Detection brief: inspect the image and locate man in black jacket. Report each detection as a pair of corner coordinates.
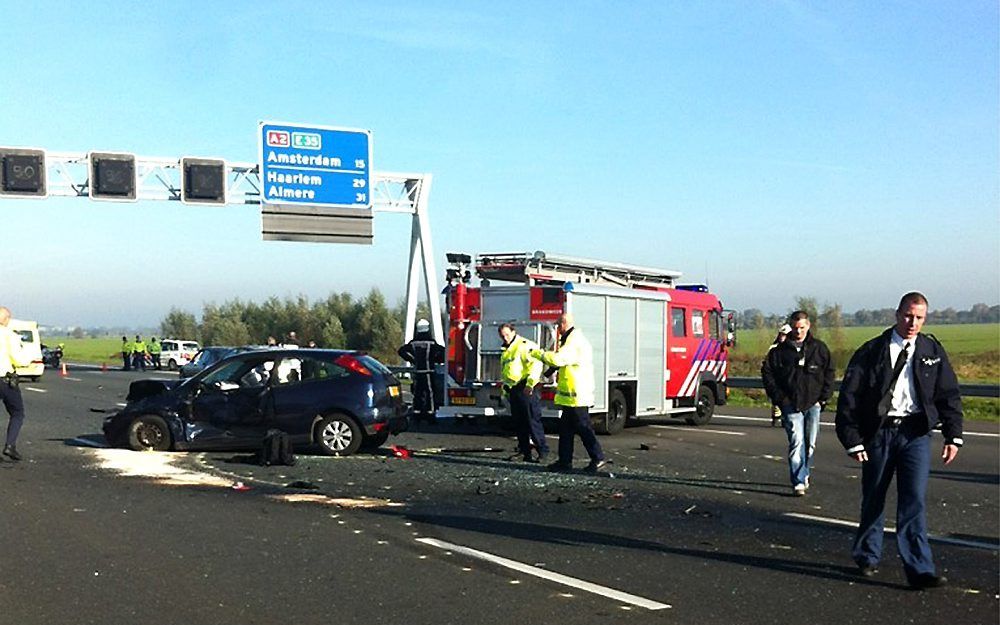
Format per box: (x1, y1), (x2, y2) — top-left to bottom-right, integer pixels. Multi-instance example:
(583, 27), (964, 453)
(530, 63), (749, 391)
(761, 310), (834, 495)
(835, 292), (962, 589)
(398, 319), (445, 424)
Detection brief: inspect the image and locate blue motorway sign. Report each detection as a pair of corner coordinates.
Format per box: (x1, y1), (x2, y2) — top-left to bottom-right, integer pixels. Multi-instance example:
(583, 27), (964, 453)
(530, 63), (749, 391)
(258, 121), (372, 209)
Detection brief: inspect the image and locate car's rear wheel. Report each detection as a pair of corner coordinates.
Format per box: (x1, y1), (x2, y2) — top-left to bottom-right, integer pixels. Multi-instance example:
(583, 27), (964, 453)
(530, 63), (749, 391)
(315, 413), (362, 456)
(361, 430), (390, 450)
(127, 415), (172, 451)
(167, 359), (178, 371)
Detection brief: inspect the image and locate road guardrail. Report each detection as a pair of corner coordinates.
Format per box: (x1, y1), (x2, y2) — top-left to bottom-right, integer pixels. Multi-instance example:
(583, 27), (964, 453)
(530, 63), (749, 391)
(727, 377), (998, 398)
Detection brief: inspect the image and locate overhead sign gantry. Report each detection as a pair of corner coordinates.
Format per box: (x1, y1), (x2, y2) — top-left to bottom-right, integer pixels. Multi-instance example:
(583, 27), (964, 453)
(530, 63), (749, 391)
(0, 121), (442, 343)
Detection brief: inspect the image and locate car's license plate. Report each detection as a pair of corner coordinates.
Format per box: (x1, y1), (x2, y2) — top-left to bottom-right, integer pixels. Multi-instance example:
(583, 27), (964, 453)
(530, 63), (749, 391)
(449, 396), (475, 405)
(388, 386), (400, 397)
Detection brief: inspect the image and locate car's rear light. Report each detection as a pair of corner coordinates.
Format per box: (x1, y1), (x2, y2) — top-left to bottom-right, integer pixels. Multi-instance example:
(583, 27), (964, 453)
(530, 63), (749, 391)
(335, 354), (372, 376)
(540, 390), (556, 401)
(388, 385), (400, 397)
(448, 388), (471, 398)
(31, 359), (43, 365)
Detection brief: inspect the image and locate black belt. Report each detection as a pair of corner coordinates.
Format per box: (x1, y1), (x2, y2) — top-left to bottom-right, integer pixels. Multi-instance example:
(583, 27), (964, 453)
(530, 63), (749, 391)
(882, 412), (924, 429)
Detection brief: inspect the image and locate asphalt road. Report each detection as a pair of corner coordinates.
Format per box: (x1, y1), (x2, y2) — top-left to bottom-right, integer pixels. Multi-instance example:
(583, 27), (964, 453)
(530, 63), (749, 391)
(1, 366), (997, 625)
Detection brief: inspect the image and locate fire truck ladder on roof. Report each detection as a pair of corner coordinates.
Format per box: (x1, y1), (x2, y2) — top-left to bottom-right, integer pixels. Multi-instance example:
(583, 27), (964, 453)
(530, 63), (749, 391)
(475, 251), (682, 288)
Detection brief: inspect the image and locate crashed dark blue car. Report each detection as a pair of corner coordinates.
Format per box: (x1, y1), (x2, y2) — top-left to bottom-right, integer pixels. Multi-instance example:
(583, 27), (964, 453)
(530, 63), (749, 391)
(103, 349), (407, 456)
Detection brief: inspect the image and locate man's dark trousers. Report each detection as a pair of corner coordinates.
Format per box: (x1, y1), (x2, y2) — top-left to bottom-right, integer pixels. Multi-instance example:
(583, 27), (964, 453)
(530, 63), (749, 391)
(0, 380), (25, 447)
(509, 382), (548, 457)
(557, 406), (603, 464)
(122, 352), (130, 371)
(854, 422), (935, 579)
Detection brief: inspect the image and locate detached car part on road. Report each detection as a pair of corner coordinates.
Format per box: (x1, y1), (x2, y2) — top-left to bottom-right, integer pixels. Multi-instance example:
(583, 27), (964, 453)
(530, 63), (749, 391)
(103, 349), (407, 456)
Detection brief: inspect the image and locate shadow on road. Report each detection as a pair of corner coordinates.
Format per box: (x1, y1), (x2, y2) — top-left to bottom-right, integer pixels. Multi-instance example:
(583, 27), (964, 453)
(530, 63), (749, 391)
(376, 508), (903, 589)
(929, 469), (999, 485)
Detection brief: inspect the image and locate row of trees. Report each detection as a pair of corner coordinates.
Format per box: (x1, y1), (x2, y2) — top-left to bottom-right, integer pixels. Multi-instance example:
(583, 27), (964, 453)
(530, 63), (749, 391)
(739, 302), (999, 331)
(159, 290), (430, 365)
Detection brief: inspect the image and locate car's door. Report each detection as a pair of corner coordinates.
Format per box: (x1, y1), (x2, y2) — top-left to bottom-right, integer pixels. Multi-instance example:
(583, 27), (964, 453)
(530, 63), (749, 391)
(188, 355), (276, 447)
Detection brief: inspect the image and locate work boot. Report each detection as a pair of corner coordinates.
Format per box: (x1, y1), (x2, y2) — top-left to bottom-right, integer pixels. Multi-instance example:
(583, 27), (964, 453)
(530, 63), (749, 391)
(3, 445), (22, 462)
(545, 461), (572, 473)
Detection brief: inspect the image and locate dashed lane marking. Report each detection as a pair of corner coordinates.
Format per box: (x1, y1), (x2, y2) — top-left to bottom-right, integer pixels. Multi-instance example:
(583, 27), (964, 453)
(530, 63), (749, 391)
(783, 512), (1000, 551)
(63, 376), (82, 381)
(649, 425), (745, 436)
(22, 387), (47, 393)
(415, 537), (671, 610)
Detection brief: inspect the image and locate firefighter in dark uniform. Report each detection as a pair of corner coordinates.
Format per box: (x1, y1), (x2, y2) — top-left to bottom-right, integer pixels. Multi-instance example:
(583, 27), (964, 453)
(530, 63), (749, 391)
(835, 291), (963, 590)
(398, 319), (445, 423)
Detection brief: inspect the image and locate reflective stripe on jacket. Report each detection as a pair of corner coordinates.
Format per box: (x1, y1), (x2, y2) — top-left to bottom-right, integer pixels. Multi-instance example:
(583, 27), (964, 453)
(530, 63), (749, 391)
(533, 327), (594, 407)
(500, 335), (542, 391)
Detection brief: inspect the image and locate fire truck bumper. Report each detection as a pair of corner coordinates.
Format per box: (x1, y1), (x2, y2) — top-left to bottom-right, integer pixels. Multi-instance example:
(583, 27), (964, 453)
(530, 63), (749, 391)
(436, 406), (500, 418)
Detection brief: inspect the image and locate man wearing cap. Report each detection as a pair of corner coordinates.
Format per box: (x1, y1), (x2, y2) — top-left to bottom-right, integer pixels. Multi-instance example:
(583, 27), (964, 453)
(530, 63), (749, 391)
(398, 319), (445, 424)
(835, 292), (963, 589)
(761, 310), (834, 495)
(766, 324), (792, 427)
(0, 306), (32, 461)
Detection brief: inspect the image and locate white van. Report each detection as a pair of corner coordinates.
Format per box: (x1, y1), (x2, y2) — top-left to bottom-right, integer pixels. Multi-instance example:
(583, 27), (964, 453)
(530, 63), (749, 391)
(159, 339), (200, 370)
(9, 319), (44, 381)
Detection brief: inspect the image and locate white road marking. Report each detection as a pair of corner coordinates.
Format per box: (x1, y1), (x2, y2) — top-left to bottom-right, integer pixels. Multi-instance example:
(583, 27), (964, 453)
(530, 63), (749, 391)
(116, 402), (127, 407)
(63, 376), (82, 381)
(714, 414), (999, 438)
(784, 512), (1000, 551)
(415, 537), (671, 610)
(649, 425), (745, 436)
(22, 387), (47, 393)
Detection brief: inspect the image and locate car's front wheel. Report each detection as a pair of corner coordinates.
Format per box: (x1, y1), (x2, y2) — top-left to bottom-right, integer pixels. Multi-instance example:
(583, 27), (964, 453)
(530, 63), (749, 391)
(127, 415), (172, 451)
(315, 413), (362, 456)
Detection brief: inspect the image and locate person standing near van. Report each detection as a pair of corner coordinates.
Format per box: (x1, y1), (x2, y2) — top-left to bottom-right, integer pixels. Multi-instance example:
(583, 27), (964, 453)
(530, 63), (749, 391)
(148, 337), (162, 370)
(121, 336), (132, 371)
(761, 310), (834, 495)
(0, 306), (31, 461)
(133, 335), (146, 371)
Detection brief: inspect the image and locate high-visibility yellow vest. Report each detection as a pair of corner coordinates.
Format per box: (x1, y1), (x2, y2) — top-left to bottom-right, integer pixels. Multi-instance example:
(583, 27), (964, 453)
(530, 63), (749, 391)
(123, 340), (133, 354)
(533, 328), (594, 407)
(500, 335), (543, 391)
(133, 340), (146, 354)
(148, 340), (161, 354)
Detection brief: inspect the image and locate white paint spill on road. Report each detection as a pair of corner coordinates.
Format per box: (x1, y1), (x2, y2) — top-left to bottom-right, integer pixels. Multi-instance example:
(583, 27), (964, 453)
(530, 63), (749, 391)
(271, 493), (402, 508)
(415, 537), (671, 610)
(784, 512), (1000, 551)
(90, 448), (232, 488)
(649, 425), (745, 436)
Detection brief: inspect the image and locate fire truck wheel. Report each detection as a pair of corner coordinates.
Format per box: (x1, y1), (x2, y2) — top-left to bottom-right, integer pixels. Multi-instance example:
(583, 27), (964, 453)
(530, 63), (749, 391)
(596, 388), (628, 435)
(686, 384), (715, 426)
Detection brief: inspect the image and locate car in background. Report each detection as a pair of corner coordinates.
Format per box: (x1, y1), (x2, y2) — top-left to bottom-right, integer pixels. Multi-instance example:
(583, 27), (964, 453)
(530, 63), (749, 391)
(10, 319), (44, 381)
(179, 346), (246, 379)
(159, 339), (200, 370)
(103, 349), (406, 456)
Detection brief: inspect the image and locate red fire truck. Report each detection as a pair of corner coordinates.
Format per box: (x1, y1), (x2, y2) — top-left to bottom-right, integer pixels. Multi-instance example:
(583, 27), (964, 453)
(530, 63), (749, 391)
(437, 251), (735, 433)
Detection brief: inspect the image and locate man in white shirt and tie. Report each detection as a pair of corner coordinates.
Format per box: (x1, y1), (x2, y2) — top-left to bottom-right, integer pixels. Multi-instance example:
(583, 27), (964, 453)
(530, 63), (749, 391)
(836, 292), (963, 590)
(0, 306), (32, 461)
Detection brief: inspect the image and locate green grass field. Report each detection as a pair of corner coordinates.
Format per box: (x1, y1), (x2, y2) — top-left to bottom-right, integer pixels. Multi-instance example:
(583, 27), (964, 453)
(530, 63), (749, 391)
(44, 336), (136, 366)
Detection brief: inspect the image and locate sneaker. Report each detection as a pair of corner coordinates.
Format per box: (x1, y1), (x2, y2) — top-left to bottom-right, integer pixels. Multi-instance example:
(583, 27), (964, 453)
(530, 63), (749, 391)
(584, 459), (610, 474)
(3, 445), (22, 462)
(522, 454), (539, 463)
(545, 461), (572, 473)
(792, 484), (806, 496)
(857, 564), (879, 578)
(804, 476), (810, 490)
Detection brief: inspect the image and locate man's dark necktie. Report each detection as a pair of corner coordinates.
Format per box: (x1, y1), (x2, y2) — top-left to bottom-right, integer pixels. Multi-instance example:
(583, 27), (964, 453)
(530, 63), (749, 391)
(879, 342), (910, 416)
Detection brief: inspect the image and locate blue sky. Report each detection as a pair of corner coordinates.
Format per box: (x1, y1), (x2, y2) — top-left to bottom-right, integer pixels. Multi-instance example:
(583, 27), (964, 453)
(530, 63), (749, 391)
(1, 1), (997, 327)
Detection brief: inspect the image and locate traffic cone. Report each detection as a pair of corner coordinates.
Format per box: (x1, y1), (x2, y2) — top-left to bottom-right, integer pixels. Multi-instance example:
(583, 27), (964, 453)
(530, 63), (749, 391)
(60, 362), (68, 377)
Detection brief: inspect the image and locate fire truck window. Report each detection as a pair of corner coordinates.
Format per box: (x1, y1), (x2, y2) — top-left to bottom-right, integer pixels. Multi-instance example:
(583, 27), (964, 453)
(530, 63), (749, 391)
(692, 311), (704, 337)
(709, 310), (721, 340)
(671, 308), (687, 337)
(541, 289), (561, 304)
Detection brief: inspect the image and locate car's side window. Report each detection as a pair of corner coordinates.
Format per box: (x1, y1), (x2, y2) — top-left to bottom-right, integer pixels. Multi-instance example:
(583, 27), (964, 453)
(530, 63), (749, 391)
(240, 360), (277, 388)
(299, 357), (348, 382)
